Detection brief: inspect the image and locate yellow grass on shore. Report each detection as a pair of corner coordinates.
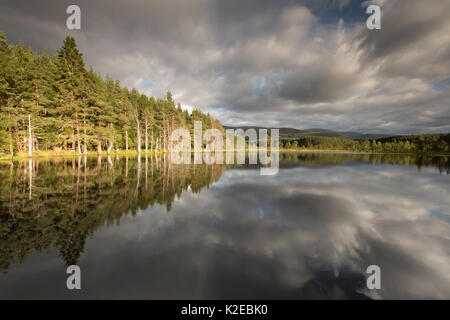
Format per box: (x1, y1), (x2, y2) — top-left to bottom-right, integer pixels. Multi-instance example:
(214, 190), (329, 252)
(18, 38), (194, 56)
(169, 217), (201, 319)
(1, 148), (448, 161)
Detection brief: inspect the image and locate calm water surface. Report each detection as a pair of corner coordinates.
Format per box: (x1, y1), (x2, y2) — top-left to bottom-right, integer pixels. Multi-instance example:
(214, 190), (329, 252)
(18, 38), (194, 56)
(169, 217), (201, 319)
(0, 153), (449, 299)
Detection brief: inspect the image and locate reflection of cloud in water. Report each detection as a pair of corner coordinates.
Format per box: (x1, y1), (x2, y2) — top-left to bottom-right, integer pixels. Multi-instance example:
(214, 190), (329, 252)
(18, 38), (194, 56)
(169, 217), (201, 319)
(1, 162), (449, 299)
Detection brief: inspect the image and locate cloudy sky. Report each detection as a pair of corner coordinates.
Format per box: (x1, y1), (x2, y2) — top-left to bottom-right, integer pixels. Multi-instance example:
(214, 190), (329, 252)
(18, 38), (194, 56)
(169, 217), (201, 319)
(1, 0), (449, 134)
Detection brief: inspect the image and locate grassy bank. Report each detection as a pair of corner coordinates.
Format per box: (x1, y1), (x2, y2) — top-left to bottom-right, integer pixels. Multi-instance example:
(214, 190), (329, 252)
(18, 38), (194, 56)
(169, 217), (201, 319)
(1, 149), (449, 161)
(0, 150), (163, 160)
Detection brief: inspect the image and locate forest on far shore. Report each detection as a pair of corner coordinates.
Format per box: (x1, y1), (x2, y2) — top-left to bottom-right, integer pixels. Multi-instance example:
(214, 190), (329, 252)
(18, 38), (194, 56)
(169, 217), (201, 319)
(0, 32), (222, 157)
(280, 134), (450, 153)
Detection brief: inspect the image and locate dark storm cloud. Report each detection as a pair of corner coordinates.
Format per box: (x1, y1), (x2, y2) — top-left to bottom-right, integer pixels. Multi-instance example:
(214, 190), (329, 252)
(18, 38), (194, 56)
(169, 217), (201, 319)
(357, 0), (450, 79)
(276, 66), (361, 103)
(0, 0), (449, 133)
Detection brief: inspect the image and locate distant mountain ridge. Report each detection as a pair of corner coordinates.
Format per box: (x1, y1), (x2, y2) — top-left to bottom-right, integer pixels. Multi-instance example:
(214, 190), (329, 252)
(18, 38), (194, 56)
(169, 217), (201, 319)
(223, 126), (390, 140)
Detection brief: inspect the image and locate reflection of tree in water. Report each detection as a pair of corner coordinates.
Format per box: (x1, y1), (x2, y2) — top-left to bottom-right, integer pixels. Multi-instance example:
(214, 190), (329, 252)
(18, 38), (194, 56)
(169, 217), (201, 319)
(278, 152), (450, 174)
(0, 153), (448, 274)
(0, 156), (226, 273)
(57, 229), (86, 267)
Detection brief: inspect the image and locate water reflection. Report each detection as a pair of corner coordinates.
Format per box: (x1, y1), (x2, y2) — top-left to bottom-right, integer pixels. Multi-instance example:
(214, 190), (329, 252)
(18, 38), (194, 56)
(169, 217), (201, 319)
(0, 155), (225, 272)
(0, 153), (449, 299)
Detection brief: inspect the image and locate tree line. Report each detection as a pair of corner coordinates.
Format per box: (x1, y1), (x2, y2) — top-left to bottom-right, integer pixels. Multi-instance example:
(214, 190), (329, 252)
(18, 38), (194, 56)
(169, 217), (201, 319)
(280, 134), (450, 153)
(0, 32), (222, 157)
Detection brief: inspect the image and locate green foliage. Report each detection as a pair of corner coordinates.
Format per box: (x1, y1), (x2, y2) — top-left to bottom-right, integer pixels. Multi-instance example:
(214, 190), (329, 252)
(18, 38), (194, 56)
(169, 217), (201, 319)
(280, 134), (450, 153)
(0, 32), (221, 154)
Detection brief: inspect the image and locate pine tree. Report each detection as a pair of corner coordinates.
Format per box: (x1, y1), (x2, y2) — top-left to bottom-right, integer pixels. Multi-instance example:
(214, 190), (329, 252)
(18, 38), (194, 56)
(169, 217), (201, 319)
(0, 31), (223, 155)
(0, 32), (14, 155)
(55, 36), (87, 153)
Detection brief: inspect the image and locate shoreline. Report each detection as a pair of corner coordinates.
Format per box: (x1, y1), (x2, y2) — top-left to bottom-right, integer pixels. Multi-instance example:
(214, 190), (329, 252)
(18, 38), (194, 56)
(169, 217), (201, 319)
(1, 149), (449, 161)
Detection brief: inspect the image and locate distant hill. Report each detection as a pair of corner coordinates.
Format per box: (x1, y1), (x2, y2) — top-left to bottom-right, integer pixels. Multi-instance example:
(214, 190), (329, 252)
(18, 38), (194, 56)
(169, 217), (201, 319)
(223, 126), (390, 140)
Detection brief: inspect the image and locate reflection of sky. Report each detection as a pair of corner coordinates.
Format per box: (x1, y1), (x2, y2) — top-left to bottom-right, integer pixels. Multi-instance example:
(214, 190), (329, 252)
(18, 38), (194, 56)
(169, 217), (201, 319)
(1, 163), (449, 299)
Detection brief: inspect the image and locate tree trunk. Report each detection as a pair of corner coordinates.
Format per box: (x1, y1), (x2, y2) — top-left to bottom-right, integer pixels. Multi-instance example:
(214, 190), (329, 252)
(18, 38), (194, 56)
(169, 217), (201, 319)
(28, 114), (32, 157)
(169, 117), (173, 151)
(7, 111), (13, 157)
(145, 117), (148, 154)
(83, 112), (87, 154)
(151, 129), (153, 153)
(72, 130), (76, 152)
(163, 125), (166, 152)
(125, 130), (128, 151)
(107, 142), (113, 154)
(9, 130), (13, 157)
(75, 112), (81, 154)
(97, 142), (102, 155)
(21, 99), (26, 152)
(135, 110), (141, 154)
